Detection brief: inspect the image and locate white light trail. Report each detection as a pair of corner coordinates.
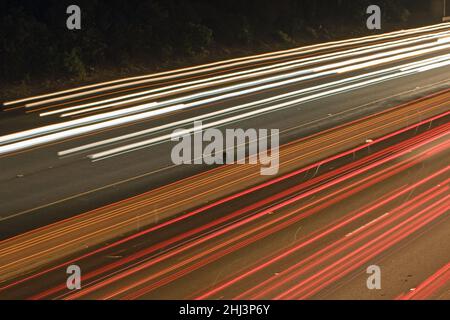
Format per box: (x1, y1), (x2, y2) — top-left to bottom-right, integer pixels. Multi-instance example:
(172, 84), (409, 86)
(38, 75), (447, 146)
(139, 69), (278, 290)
(58, 42), (450, 119)
(62, 53), (450, 158)
(87, 69), (421, 161)
(3, 23), (449, 107)
(438, 36), (450, 43)
(85, 55), (450, 160)
(40, 30), (450, 118)
(0, 104), (187, 155)
(0, 31), (449, 156)
(0, 102), (157, 145)
(2, 40), (450, 151)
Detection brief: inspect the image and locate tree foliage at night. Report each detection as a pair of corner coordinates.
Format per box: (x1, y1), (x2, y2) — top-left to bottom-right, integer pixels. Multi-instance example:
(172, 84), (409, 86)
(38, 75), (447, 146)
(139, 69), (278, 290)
(0, 0), (435, 83)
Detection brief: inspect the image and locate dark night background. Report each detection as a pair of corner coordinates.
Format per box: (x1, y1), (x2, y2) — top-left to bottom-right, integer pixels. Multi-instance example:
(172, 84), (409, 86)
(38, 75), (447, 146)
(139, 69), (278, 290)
(0, 0), (442, 99)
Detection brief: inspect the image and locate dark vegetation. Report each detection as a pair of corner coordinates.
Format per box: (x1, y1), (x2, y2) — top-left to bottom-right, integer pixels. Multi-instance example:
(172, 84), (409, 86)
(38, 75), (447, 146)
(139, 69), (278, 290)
(0, 0), (437, 98)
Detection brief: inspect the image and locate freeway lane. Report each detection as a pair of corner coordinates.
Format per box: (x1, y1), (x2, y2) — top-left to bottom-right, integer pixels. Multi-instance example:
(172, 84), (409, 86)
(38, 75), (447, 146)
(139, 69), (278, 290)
(0, 103), (448, 299)
(0, 24), (450, 238)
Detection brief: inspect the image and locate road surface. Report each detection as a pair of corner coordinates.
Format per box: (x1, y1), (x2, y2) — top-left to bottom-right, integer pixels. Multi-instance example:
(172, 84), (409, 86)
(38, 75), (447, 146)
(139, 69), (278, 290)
(0, 23), (449, 300)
